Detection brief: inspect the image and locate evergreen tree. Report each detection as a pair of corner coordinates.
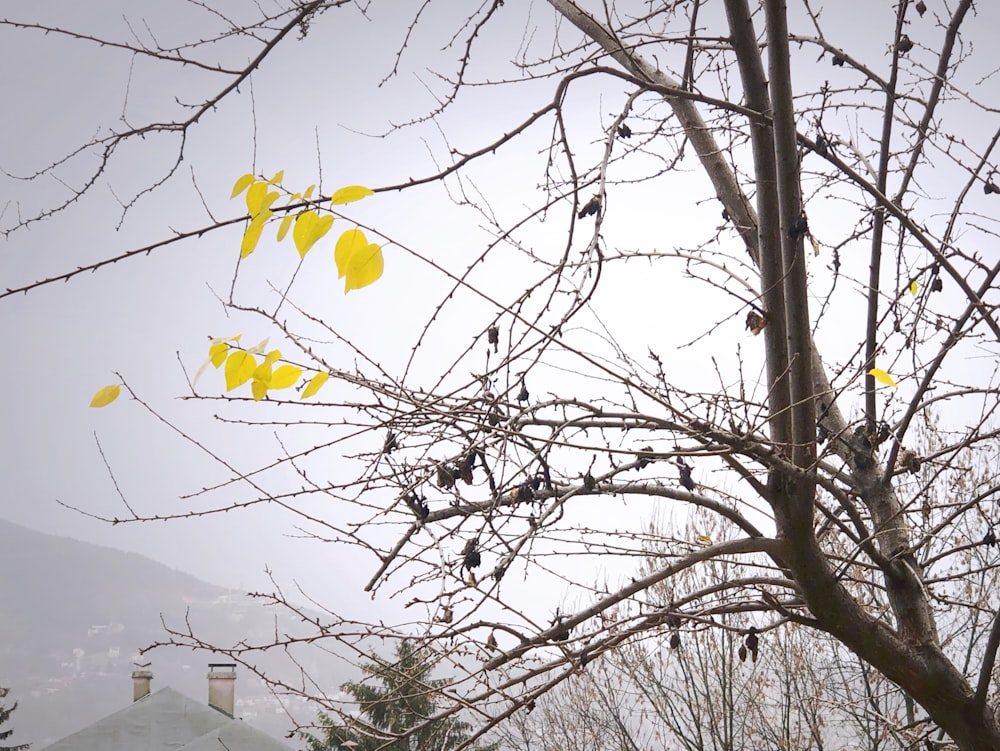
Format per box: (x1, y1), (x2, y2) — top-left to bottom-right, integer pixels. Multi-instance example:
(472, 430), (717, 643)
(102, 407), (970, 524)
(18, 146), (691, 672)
(304, 641), (494, 751)
(0, 687), (29, 751)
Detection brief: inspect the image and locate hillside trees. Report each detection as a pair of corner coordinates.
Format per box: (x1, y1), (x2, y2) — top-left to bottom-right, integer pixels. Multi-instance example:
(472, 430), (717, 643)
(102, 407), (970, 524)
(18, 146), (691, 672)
(0, 687), (29, 751)
(5, 0), (1000, 748)
(304, 640), (493, 751)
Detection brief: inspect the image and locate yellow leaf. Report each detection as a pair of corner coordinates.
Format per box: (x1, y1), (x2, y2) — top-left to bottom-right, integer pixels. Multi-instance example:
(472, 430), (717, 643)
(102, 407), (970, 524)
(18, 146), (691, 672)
(246, 182), (278, 217)
(293, 211), (335, 258)
(264, 349), (282, 366)
(195, 336), (240, 385)
(231, 173), (255, 199)
(331, 185), (374, 205)
(253, 361), (272, 386)
(225, 351), (256, 391)
(344, 242), (384, 293)
(335, 229), (367, 279)
(276, 214), (294, 242)
(696, 534), (713, 546)
(268, 170), (284, 185)
(335, 229), (384, 291)
(302, 371), (329, 399)
(868, 367), (898, 388)
(270, 365), (302, 389)
(251, 379), (268, 401)
(90, 384), (121, 408)
(241, 213), (270, 258)
(245, 181), (266, 215)
(303, 184), (316, 200)
(209, 341), (229, 368)
(909, 280), (918, 296)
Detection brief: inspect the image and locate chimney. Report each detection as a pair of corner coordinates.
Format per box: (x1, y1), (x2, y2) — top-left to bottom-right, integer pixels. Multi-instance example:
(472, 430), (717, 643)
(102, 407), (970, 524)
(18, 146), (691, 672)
(207, 663), (236, 717)
(131, 668), (153, 702)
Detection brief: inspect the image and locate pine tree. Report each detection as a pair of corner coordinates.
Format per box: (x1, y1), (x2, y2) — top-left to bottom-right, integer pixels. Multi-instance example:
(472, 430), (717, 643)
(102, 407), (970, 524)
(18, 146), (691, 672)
(304, 641), (495, 751)
(0, 687), (29, 751)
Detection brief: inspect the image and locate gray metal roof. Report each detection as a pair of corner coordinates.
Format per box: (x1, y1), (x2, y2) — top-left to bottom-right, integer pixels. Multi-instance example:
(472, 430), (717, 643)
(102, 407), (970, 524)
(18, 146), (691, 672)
(40, 686), (295, 751)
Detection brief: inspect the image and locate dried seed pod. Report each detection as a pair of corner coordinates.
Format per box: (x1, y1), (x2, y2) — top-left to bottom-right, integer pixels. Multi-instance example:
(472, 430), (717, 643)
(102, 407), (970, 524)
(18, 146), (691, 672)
(382, 431), (398, 454)
(746, 310), (768, 335)
(788, 214), (809, 240)
(744, 626), (759, 662)
(462, 538), (482, 571)
(437, 464), (456, 489)
(677, 459), (695, 491)
(577, 196), (601, 219)
(459, 452), (476, 485)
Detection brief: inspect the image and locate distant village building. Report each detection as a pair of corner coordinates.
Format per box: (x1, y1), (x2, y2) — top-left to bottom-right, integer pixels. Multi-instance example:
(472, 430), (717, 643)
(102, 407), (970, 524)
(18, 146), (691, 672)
(41, 664), (294, 751)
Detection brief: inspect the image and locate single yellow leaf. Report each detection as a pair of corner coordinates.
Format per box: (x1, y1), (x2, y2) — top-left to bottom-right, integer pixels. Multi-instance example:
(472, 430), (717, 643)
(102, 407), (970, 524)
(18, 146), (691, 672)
(241, 213), (270, 258)
(909, 280), (918, 296)
(293, 211), (335, 258)
(245, 181), (266, 215)
(303, 184), (316, 200)
(90, 384), (121, 408)
(276, 214), (294, 242)
(264, 349), (282, 366)
(251, 379), (268, 401)
(343, 242), (384, 293)
(225, 351), (256, 391)
(331, 185), (374, 205)
(268, 170), (284, 185)
(231, 173), (255, 199)
(209, 341), (229, 368)
(302, 371), (329, 399)
(270, 365), (302, 389)
(696, 534), (713, 546)
(335, 229), (367, 279)
(868, 367), (898, 388)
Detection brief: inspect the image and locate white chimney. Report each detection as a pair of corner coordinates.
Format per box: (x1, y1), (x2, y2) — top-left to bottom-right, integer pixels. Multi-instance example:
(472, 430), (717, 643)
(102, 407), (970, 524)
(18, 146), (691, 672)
(207, 663), (236, 717)
(131, 669), (153, 702)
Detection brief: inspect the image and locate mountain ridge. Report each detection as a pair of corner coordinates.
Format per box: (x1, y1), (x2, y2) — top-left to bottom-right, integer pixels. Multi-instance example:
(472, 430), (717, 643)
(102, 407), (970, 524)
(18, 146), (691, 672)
(0, 517), (346, 748)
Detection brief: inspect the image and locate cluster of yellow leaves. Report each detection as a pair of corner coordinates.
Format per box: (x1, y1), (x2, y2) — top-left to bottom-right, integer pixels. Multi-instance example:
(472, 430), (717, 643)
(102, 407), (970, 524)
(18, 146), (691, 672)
(204, 336), (329, 401)
(230, 173), (383, 293)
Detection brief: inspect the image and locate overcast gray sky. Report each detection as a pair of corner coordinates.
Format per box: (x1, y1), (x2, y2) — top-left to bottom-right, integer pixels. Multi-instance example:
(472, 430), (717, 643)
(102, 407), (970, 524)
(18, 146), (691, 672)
(3, 0), (998, 637)
(0, 0), (625, 617)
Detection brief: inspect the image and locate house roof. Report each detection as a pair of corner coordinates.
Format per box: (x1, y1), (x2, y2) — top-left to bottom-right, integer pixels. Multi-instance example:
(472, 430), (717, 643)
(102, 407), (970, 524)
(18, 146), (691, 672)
(40, 686), (295, 751)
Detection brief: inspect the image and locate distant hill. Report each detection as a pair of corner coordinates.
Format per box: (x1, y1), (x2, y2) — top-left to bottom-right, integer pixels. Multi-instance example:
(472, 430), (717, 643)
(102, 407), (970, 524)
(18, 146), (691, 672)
(0, 518), (352, 748)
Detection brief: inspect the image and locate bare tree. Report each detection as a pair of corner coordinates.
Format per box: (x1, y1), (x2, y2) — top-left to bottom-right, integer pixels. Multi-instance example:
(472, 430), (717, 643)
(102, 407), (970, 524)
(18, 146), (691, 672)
(6, 1), (1000, 748)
